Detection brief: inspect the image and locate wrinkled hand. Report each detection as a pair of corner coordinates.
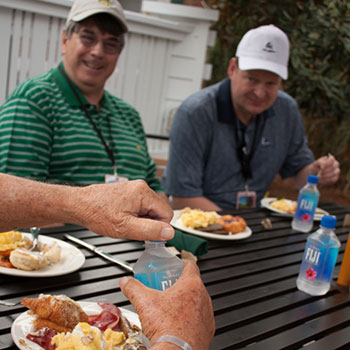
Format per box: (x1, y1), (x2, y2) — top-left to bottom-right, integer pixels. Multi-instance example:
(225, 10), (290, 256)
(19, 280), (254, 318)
(120, 261), (215, 350)
(76, 180), (174, 241)
(313, 155), (340, 185)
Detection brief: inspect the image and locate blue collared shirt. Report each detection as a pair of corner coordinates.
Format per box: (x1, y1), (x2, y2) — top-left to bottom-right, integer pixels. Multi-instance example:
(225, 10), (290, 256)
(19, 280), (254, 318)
(163, 78), (314, 210)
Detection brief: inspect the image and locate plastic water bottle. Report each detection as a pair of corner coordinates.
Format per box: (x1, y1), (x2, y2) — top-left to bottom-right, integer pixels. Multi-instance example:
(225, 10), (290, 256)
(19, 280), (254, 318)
(296, 216), (340, 296)
(133, 241), (183, 291)
(292, 174), (320, 232)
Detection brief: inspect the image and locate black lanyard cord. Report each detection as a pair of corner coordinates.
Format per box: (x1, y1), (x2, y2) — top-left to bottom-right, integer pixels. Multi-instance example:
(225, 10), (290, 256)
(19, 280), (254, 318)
(234, 114), (266, 180)
(58, 65), (116, 172)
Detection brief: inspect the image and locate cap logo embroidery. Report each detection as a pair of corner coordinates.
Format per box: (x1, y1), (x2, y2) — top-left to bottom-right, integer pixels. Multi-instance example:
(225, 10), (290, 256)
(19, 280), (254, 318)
(262, 42), (276, 53)
(98, 0), (113, 6)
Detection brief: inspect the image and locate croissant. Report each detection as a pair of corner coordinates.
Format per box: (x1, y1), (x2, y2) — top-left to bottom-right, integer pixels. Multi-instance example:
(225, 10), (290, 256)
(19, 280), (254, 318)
(22, 294), (88, 331)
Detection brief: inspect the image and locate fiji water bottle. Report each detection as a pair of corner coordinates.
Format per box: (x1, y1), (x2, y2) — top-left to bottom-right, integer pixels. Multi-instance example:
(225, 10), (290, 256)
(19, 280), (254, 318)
(133, 241), (183, 291)
(292, 174), (320, 232)
(296, 216), (340, 296)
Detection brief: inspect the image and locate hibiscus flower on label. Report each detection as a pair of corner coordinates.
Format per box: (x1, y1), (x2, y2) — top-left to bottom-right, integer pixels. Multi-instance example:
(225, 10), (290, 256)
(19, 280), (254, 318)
(306, 267), (317, 280)
(302, 213), (311, 222)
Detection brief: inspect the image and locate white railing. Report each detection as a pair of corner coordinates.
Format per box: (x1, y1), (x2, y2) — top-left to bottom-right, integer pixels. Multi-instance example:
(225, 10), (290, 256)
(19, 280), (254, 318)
(0, 0), (219, 157)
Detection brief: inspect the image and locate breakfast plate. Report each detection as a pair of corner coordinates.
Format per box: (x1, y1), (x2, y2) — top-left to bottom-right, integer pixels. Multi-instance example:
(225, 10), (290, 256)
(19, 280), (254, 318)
(0, 233), (85, 277)
(260, 197), (329, 221)
(11, 302), (141, 350)
(171, 210), (252, 240)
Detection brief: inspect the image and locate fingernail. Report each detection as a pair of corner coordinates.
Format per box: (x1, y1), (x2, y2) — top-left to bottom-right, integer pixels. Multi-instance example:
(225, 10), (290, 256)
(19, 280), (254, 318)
(160, 226), (174, 240)
(119, 276), (131, 289)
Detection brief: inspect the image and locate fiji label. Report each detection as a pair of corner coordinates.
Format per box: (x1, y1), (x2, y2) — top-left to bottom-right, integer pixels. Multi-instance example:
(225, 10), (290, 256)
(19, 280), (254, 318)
(294, 194), (318, 223)
(134, 270), (180, 291)
(299, 243), (339, 282)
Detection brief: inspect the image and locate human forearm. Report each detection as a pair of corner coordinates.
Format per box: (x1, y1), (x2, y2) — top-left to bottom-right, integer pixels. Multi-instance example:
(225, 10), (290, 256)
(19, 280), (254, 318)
(0, 174), (77, 231)
(292, 164), (314, 189)
(172, 196), (222, 211)
(0, 174), (175, 241)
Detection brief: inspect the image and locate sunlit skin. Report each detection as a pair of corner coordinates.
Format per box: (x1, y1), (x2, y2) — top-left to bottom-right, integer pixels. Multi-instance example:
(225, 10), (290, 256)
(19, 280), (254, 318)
(227, 57), (282, 125)
(61, 19), (123, 107)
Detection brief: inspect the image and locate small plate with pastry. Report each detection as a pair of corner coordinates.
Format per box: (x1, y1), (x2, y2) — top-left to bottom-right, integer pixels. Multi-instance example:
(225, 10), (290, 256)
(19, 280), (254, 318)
(0, 231), (85, 277)
(170, 208), (252, 240)
(260, 197), (329, 221)
(11, 294), (144, 350)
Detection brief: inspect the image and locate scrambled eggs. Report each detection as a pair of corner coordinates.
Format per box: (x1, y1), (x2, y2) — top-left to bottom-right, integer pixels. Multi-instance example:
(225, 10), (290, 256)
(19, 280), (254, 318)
(180, 208), (219, 229)
(270, 199), (296, 214)
(52, 322), (125, 350)
(0, 231), (28, 252)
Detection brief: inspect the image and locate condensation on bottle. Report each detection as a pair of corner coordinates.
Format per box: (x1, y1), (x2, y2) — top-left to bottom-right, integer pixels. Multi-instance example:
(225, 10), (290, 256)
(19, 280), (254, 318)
(292, 174), (320, 233)
(296, 215), (340, 296)
(133, 241), (183, 291)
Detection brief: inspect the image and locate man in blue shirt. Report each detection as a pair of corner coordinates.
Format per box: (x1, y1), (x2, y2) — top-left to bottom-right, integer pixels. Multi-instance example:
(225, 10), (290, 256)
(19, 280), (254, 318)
(163, 25), (340, 211)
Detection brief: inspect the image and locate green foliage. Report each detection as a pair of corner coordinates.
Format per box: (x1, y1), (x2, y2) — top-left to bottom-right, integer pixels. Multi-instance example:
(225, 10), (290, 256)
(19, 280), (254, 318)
(206, 0), (350, 192)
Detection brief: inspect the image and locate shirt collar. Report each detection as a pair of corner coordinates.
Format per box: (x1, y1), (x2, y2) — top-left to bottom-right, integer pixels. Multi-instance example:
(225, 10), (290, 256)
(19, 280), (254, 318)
(216, 77), (275, 123)
(52, 62), (112, 110)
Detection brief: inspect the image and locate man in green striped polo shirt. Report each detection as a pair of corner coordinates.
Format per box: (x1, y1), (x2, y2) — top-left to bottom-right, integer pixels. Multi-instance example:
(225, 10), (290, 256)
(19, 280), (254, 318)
(0, 0), (163, 195)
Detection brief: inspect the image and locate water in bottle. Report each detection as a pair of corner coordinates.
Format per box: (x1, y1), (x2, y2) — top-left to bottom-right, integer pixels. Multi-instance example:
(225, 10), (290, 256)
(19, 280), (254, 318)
(292, 174), (320, 232)
(133, 241), (183, 291)
(296, 215), (340, 296)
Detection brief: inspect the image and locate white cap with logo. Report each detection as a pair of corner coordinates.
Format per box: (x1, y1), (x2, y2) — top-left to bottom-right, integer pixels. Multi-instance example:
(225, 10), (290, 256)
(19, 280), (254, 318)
(67, 0), (128, 33)
(236, 24), (290, 79)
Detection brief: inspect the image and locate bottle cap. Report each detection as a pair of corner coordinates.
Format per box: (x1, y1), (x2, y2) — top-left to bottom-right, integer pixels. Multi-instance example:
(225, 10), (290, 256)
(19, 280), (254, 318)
(307, 174), (319, 184)
(320, 215), (337, 229)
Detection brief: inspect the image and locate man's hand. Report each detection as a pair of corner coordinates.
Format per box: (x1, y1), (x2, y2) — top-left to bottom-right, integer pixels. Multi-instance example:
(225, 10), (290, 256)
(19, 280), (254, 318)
(120, 261), (215, 350)
(313, 154), (340, 185)
(75, 180), (174, 241)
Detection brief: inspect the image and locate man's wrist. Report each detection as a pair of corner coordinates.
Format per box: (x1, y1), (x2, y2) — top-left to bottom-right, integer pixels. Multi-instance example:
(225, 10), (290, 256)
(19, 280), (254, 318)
(150, 343), (181, 350)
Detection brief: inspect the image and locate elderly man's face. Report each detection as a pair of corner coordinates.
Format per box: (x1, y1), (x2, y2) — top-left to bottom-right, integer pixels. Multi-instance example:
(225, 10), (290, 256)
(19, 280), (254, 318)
(227, 58), (282, 123)
(61, 20), (123, 96)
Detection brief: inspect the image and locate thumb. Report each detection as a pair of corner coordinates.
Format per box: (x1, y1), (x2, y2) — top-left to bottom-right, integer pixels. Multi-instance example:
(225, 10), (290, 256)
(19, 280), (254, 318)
(119, 276), (154, 306)
(125, 217), (174, 241)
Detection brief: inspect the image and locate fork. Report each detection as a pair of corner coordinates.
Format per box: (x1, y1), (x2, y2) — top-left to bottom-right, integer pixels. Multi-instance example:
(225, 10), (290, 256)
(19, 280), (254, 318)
(30, 227), (41, 252)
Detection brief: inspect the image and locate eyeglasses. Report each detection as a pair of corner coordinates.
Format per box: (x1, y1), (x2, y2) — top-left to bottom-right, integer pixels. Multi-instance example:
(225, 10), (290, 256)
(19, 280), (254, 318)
(77, 30), (124, 55)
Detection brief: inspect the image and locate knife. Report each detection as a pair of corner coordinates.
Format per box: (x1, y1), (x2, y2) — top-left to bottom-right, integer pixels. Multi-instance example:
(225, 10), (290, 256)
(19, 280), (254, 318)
(64, 234), (133, 272)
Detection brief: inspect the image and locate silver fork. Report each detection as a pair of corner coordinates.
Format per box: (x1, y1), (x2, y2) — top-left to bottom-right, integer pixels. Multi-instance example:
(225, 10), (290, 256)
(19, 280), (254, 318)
(30, 227), (41, 251)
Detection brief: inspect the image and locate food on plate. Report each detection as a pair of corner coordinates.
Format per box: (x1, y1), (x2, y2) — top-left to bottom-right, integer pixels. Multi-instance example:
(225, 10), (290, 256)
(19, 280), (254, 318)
(217, 215), (247, 234)
(0, 231), (31, 253)
(22, 294), (146, 350)
(22, 294), (89, 333)
(178, 207), (247, 235)
(52, 322), (125, 350)
(179, 207), (219, 229)
(39, 242), (62, 264)
(0, 231), (61, 270)
(9, 249), (48, 271)
(270, 198), (296, 214)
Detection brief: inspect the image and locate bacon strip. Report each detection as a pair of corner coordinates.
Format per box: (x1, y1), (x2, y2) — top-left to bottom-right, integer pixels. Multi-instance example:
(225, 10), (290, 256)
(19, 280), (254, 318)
(88, 302), (122, 331)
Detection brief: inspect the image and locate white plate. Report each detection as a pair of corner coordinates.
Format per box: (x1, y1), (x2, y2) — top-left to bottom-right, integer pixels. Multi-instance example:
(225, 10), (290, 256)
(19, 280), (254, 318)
(170, 210), (252, 241)
(260, 197), (329, 221)
(0, 233), (85, 277)
(11, 301), (141, 350)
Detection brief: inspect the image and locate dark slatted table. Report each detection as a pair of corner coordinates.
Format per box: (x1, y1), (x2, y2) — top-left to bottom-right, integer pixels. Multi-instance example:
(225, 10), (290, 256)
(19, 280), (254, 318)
(1, 201), (349, 350)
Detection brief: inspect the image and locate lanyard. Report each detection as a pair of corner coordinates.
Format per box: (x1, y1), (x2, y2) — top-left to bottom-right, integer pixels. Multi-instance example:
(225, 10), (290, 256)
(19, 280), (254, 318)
(58, 66), (117, 176)
(234, 114), (266, 181)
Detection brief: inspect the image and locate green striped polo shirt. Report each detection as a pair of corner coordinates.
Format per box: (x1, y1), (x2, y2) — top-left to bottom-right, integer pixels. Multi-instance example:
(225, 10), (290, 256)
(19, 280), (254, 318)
(0, 63), (162, 191)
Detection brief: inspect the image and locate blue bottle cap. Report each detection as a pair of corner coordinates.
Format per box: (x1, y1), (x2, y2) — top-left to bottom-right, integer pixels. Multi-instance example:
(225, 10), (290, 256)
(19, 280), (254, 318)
(307, 175), (319, 184)
(320, 215), (337, 229)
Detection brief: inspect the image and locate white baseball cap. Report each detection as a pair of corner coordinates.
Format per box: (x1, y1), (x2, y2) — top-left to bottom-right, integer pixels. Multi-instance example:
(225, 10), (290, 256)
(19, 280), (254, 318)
(235, 24), (290, 79)
(67, 0), (128, 33)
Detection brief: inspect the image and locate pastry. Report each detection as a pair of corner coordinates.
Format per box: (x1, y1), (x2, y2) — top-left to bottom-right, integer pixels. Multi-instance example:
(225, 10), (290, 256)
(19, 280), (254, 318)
(217, 215), (247, 234)
(9, 249), (48, 271)
(22, 294), (89, 332)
